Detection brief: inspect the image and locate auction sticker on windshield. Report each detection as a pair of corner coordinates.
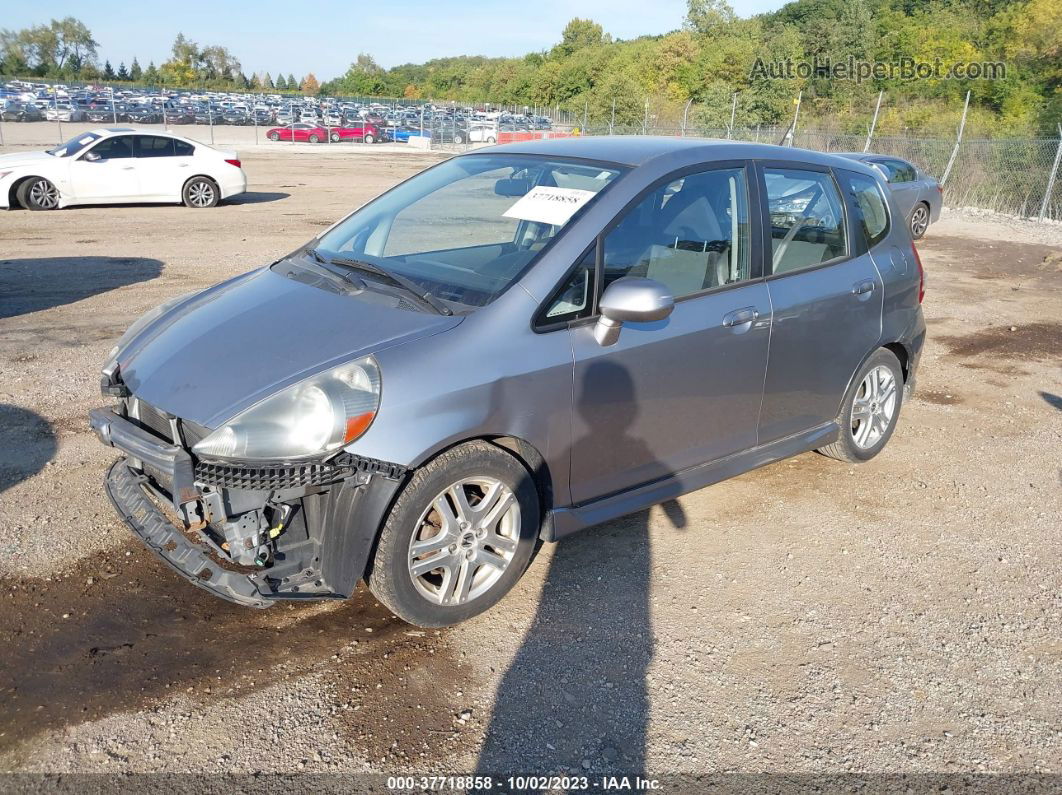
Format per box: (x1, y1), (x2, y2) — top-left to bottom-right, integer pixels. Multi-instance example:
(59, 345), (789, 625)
(502, 186), (596, 226)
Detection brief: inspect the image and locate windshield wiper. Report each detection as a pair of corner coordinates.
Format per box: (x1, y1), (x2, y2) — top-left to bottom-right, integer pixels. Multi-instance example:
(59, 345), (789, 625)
(313, 250), (452, 316)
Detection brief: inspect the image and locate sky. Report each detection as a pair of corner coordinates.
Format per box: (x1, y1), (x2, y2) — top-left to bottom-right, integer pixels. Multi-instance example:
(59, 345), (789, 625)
(5, 0), (787, 82)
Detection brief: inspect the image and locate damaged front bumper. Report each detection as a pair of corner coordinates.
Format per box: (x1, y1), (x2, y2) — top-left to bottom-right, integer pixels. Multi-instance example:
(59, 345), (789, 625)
(90, 407), (405, 608)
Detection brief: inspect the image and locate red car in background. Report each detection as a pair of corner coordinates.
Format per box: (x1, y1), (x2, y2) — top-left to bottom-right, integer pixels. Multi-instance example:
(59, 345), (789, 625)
(327, 122), (383, 143)
(266, 123), (328, 143)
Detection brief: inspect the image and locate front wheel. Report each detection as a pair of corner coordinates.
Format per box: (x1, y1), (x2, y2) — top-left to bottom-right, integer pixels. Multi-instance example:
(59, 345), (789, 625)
(363, 133), (375, 144)
(487, 136), (497, 144)
(910, 203), (929, 240)
(18, 177), (60, 210)
(308, 134), (320, 143)
(368, 440), (539, 627)
(182, 176), (219, 208)
(268, 131), (280, 141)
(818, 348), (903, 463)
(330, 132), (340, 142)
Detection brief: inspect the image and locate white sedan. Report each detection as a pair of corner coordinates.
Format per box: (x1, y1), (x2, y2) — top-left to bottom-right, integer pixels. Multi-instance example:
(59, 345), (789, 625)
(0, 127), (247, 210)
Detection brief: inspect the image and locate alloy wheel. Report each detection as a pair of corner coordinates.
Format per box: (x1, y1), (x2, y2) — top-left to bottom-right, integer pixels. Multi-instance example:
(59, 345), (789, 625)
(851, 365), (897, 449)
(407, 477), (520, 606)
(187, 181), (215, 208)
(28, 179), (59, 209)
(911, 205), (929, 238)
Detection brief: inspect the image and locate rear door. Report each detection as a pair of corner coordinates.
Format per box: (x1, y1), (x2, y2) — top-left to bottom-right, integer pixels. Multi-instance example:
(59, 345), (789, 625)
(756, 162), (883, 443)
(133, 135), (191, 201)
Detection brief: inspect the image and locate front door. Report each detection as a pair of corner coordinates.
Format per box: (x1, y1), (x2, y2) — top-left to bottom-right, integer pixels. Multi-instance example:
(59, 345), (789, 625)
(564, 164), (772, 504)
(68, 134), (140, 202)
(757, 163), (883, 443)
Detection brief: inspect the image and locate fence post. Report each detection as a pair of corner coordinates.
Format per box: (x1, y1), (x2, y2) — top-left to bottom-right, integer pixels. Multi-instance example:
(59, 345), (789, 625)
(681, 98), (693, 137)
(789, 90), (802, 147)
(53, 93), (62, 144)
(583, 100), (588, 131)
(863, 90), (883, 153)
(610, 98), (616, 135)
(1038, 123), (1062, 222)
(941, 90), (970, 186)
(727, 93), (737, 139)
(642, 98), (648, 135)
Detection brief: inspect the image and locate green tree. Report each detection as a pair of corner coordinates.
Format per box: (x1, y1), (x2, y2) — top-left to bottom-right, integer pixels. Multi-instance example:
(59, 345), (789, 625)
(129, 56), (142, 81)
(103, 59), (115, 79)
(116, 61), (129, 80)
(275, 73), (287, 90)
(143, 60), (159, 84)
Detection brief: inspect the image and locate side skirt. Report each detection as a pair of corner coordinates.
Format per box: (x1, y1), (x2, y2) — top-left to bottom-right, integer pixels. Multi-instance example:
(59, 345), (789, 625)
(542, 421), (839, 541)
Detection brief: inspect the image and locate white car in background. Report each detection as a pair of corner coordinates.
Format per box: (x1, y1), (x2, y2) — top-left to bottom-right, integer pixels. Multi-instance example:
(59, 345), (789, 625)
(0, 128), (247, 210)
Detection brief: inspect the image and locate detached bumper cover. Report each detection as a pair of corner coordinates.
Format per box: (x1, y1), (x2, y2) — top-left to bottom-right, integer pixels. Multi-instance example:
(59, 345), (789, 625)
(104, 459), (272, 608)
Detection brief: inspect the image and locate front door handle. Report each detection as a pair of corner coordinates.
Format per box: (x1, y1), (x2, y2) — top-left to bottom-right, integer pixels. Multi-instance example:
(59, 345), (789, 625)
(722, 306), (759, 328)
(852, 279), (876, 295)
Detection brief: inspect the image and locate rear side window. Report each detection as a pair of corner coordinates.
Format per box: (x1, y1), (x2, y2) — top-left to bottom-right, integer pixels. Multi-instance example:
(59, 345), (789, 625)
(880, 159), (916, 183)
(764, 168), (847, 275)
(136, 136), (175, 157)
(174, 140), (194, 156)
(844, 172), (890, 249)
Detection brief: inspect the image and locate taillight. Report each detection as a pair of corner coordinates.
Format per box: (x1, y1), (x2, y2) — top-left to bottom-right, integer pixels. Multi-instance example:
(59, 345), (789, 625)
(224, 158), (241, 168)
(912, 244), (925, 303)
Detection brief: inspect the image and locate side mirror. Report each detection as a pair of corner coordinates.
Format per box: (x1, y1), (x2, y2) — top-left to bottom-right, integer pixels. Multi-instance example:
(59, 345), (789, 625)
(84, 151), (101, 162)
(594, 277), (674, 347)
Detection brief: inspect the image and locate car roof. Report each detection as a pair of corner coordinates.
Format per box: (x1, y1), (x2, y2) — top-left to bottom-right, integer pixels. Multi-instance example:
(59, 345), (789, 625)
(476, 135), (881, 175)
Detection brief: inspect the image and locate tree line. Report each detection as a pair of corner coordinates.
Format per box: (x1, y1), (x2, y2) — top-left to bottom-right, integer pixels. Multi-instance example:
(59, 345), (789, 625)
(0, 22), (319, 95)
(2, 0), (1058, 136)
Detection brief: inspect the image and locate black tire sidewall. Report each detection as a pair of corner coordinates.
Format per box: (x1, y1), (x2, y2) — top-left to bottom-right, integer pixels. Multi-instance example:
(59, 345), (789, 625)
(20, 177), (56, 211)
(838, 349), (904, 462)
(369, 442), (539, 627)
(183, 177), (218, 208)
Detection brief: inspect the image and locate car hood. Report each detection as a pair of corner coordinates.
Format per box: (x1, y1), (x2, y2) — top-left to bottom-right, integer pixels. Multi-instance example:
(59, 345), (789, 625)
(119, 266), (463, 428)
(0, 151), (56, 169)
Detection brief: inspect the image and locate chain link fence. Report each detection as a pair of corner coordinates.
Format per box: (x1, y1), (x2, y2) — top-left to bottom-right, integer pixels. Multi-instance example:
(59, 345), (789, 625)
(2, 75), (1060, 221)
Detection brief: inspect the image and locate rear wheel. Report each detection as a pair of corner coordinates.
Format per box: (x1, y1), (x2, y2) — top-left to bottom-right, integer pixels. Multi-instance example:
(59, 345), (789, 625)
(368, 440), (539, 627)
(818, 348), (903, 463)
(182, 176), (219, 208)
(364, 133), (375, 144)
(18, 177), (60, 210)
(330, 131), (340, 142)
(487, 136), (497, 144)
(910, 202), (930, 240)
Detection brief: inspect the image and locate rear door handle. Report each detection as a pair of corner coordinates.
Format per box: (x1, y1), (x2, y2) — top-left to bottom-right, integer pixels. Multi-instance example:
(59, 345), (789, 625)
(852, 279), (876, 295)
(722, 307), (759, 328)
(121, 166), (135, 171)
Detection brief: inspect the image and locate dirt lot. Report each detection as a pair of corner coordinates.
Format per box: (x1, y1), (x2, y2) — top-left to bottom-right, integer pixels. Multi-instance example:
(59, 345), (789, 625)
(0, 150), (1060, 780)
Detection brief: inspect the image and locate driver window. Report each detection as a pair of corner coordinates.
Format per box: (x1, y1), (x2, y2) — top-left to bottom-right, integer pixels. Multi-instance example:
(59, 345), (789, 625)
(87, 136), (134, 160)
(600, 167), (751, 299)
(764, 168), (847, 274)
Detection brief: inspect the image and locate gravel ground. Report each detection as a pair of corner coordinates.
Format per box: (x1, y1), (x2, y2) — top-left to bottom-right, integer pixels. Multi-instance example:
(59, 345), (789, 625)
(0, 150), (1059, 781)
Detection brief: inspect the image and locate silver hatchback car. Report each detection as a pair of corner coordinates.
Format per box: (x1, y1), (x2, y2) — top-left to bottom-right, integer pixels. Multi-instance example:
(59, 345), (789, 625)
(91, 137), (926, 627)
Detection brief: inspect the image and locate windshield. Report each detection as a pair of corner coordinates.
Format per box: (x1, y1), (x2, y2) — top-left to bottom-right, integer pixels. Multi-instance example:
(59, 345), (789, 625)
(47, 132), (102, 158)
(311, 154), (624, 309)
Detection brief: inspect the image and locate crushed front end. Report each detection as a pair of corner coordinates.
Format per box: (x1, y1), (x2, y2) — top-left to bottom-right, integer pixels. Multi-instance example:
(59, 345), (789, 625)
(90, 388), (405, 608)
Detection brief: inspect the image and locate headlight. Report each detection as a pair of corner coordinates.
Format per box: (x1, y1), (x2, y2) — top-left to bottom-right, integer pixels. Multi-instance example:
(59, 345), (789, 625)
(193, 356), (381, 462)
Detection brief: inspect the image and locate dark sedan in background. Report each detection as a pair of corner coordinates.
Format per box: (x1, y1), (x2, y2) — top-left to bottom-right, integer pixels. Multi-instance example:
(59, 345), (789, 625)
(839, 153), (942, 239)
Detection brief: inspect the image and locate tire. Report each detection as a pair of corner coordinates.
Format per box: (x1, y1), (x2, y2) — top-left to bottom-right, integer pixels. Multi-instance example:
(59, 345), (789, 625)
(364, 133), (375, 144)
(268, 131), (280, 141)
(487, 136), (496, 144)
(453, 134), (465, 144)
(182, 176), (219, 208)
(368, 440), (540, 627)
(17, 177), (60, 210)
(818, 348), (904, 463)
(308, 134), (320, 143)
(330, 132), (340, 143)
(910, 202), (930, 240)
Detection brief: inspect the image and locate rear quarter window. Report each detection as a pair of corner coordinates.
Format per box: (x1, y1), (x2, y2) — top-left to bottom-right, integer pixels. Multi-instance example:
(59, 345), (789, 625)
(843, 171), (890, 249)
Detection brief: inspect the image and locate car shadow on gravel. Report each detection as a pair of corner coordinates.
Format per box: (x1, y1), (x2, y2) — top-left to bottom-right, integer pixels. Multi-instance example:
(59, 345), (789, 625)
(226, 191), (290, 204)
(477, 361), (686, 776)
(0, 257), (163, 320)
(0, 404), (56, 494)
